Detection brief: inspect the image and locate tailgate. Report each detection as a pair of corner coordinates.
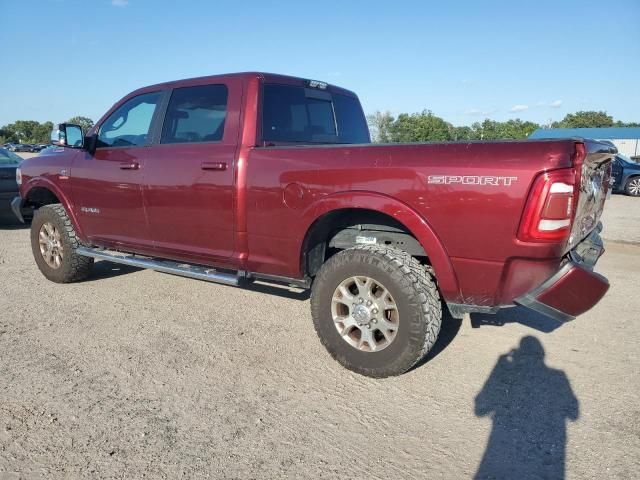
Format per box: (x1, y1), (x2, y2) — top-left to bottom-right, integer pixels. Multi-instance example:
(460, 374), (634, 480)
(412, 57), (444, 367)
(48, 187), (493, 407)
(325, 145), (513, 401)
(568, 140), (616, 249)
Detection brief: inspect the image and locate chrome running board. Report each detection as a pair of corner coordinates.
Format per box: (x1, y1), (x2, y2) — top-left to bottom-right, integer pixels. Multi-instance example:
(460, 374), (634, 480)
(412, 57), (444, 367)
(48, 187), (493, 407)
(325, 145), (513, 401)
(76, 246), (239, 286)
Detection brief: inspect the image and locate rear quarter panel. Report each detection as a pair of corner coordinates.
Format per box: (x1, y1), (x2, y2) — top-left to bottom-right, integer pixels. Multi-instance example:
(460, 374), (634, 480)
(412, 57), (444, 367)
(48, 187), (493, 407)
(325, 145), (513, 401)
(245, 140), (577, 305)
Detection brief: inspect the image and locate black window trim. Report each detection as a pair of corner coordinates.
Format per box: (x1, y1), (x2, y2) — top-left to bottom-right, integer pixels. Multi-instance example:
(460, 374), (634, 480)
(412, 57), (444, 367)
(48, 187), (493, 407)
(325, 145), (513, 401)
(156, 83), (229, 146)
(95, 90), (168, 150)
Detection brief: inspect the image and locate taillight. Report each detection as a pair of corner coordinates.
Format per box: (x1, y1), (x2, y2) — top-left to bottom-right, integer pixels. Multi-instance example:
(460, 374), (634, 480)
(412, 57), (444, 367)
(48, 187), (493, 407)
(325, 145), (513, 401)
(518, 168), (576, 242)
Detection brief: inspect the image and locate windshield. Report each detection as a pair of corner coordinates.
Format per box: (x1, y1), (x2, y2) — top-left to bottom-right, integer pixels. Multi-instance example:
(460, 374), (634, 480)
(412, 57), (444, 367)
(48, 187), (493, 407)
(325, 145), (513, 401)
(0, 148), (22, 164)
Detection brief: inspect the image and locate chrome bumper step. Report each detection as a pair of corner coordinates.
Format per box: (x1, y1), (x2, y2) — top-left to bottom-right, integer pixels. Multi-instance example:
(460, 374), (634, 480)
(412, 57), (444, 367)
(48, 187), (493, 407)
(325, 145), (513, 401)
(75, 246), (239, 286)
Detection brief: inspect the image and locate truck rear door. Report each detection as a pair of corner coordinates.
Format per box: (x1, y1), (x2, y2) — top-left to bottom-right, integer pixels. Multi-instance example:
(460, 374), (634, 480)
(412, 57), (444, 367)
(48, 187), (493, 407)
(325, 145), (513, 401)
(141, 78), (242, 263)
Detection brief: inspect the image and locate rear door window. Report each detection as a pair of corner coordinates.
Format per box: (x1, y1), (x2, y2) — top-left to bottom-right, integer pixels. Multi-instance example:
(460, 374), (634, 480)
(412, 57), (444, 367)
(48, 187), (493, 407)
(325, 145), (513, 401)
(161, 84), (228, 144)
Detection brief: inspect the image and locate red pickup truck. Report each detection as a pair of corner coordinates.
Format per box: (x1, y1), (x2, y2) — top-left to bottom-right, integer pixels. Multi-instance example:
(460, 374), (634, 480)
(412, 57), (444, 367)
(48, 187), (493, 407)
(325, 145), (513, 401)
(12, 72), (614, 377)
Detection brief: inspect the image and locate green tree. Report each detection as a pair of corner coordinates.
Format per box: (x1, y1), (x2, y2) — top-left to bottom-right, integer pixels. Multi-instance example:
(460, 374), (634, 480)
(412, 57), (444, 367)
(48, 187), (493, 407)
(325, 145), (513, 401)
(1, 120), (54, 144)
(66, 116), (94, 133)
(614, 120), (640, 128)
(472, 119), (540, 140)
(452, 125), (477, 141)
(551, 111), (613, 128)
(6, 120), (41, 143)
(32, 121), (54, 143)
(0, 127), (18, 144)
(388, 110), (453, 142)
(367, 111), (394, 143)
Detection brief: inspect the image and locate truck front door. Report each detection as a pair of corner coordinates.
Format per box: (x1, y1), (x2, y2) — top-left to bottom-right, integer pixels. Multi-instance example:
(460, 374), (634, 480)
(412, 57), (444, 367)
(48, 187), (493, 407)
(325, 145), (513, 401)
(72, 91), (163, 250)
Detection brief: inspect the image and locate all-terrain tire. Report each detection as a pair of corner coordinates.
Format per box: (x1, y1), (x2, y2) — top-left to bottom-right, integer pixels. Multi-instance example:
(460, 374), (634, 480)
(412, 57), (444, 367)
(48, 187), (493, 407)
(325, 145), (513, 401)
(624, 176), (640, 196)
(311, 245), (442, 378)
(30, 204), (94, 283)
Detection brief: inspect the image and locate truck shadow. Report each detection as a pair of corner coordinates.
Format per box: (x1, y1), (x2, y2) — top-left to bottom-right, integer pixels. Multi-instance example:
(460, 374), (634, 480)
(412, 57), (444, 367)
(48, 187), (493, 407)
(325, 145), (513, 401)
(242, 280), (311, 301)
(470, 306), (565, 333)
(474, 336), (579, 479)
(0, 219), (29, 230)
(87, 261), (143, 281)
(410, 307), (463, 371)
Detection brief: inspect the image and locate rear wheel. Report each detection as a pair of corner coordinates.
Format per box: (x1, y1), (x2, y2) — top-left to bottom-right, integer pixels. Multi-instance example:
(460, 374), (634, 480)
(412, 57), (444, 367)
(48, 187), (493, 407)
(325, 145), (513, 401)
(30, 204), (93, 283)
(625, 177), (640, 196)
(311, 245), (442, 378)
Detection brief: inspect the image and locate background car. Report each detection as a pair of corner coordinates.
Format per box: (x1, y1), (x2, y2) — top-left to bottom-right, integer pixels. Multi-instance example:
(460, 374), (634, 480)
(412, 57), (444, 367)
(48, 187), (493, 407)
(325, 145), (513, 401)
(611, 154), (640, 196)
(0, 147), (23, 220)
(7, 143), (33, 152)
(30, 143), (49, 152)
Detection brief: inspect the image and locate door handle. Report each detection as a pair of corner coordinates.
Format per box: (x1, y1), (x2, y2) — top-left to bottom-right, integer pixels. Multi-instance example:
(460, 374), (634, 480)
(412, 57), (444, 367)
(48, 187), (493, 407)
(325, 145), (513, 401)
(201, 161), (227, 171)
(119, 162), (140, 170)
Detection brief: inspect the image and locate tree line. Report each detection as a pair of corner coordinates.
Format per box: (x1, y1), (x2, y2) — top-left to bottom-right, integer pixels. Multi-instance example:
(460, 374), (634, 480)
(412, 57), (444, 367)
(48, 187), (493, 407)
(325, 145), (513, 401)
(367, 110), (640, 143)
(0, 117), (94, 144)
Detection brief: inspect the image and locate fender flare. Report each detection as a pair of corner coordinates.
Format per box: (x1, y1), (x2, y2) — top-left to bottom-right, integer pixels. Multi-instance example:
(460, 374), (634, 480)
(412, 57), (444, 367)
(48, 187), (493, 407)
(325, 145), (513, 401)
(23, 177), (87, 241)
(298, 191), (461, 302)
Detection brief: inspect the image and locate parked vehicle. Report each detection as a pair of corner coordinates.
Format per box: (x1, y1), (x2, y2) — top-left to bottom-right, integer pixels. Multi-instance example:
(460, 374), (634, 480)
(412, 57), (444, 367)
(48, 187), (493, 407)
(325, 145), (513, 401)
(7, 143), (33, 152)
(0, 147), (24, 219)
(12, 72), (616, 377)
(30, 144), (49, 153)
(610, 154), (640, 196)
(37, 145), (62, 155)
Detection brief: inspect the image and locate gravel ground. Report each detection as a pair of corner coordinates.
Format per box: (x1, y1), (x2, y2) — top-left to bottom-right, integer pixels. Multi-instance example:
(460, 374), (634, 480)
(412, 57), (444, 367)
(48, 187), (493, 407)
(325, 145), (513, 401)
(601, 195), (640, 244)
(0, 200), (639, 479)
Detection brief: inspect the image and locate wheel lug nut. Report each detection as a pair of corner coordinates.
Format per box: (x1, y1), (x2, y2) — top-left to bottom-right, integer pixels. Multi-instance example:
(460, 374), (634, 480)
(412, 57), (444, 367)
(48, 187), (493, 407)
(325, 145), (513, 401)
(372, 319), (377, 323)
(372, 308), (379, 314)
(358, 298), (364, 304)
(366, 300), (372, 306)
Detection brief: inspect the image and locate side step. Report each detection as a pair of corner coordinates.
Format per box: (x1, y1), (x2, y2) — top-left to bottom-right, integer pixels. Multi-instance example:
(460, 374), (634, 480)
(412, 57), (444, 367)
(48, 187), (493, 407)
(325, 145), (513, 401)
(76, 246), (240, 286)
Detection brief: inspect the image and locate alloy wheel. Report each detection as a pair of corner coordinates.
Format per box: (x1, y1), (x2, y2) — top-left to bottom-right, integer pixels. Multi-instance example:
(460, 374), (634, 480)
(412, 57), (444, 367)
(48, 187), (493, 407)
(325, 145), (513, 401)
(38, 221), (64, 269)
(331, 276), (399, 352)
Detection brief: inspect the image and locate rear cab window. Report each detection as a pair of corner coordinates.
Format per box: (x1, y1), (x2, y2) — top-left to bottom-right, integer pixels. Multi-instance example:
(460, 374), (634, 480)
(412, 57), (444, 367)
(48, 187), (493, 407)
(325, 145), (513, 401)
(261, 82), (370, 145)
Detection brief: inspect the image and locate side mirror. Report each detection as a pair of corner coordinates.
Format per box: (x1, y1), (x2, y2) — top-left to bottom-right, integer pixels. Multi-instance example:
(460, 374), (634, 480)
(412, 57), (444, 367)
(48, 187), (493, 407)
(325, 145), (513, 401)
(50, 123), (84, 148)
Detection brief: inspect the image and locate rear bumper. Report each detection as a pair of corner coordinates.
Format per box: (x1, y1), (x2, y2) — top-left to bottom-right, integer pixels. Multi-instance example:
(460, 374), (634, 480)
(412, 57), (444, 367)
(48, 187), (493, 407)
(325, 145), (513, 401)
(514, 227), (609, 321)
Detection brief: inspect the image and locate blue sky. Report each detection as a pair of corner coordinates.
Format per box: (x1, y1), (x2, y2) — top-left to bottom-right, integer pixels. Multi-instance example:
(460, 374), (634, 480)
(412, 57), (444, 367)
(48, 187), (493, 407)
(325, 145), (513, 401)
(1, 0), (638, 127)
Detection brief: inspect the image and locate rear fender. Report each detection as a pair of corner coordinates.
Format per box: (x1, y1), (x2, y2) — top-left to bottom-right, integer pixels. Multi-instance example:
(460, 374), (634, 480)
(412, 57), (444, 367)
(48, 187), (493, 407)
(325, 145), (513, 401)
(301, 191), (461, 302)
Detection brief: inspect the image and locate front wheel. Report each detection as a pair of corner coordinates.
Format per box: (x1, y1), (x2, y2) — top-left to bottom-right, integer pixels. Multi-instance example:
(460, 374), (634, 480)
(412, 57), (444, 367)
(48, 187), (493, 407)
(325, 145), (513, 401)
(311, 245), (442, 378)
(30, 204), (94, 283)
(625, 177), (640, 196)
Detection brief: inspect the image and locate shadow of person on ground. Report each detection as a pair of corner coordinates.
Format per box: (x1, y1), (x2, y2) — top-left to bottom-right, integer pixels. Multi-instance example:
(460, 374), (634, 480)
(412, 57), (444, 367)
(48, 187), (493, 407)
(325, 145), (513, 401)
(474, 336), (579, 480)
(471, 306), (565, 333)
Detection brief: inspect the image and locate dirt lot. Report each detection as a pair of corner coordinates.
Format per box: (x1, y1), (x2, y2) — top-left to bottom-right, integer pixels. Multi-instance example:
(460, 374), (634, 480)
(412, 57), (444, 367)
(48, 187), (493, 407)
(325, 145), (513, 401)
(0, 197), (639, 479)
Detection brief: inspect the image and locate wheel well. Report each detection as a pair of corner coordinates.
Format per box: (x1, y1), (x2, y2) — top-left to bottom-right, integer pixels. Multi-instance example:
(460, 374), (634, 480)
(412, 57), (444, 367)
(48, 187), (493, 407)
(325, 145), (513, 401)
(24, 187), (60, 209)
(301, 208), (429, 277)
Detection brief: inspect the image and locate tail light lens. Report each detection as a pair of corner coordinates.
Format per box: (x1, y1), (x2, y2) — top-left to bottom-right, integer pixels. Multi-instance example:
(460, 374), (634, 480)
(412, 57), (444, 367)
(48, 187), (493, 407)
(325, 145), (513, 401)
(518, 168), (576, 242)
